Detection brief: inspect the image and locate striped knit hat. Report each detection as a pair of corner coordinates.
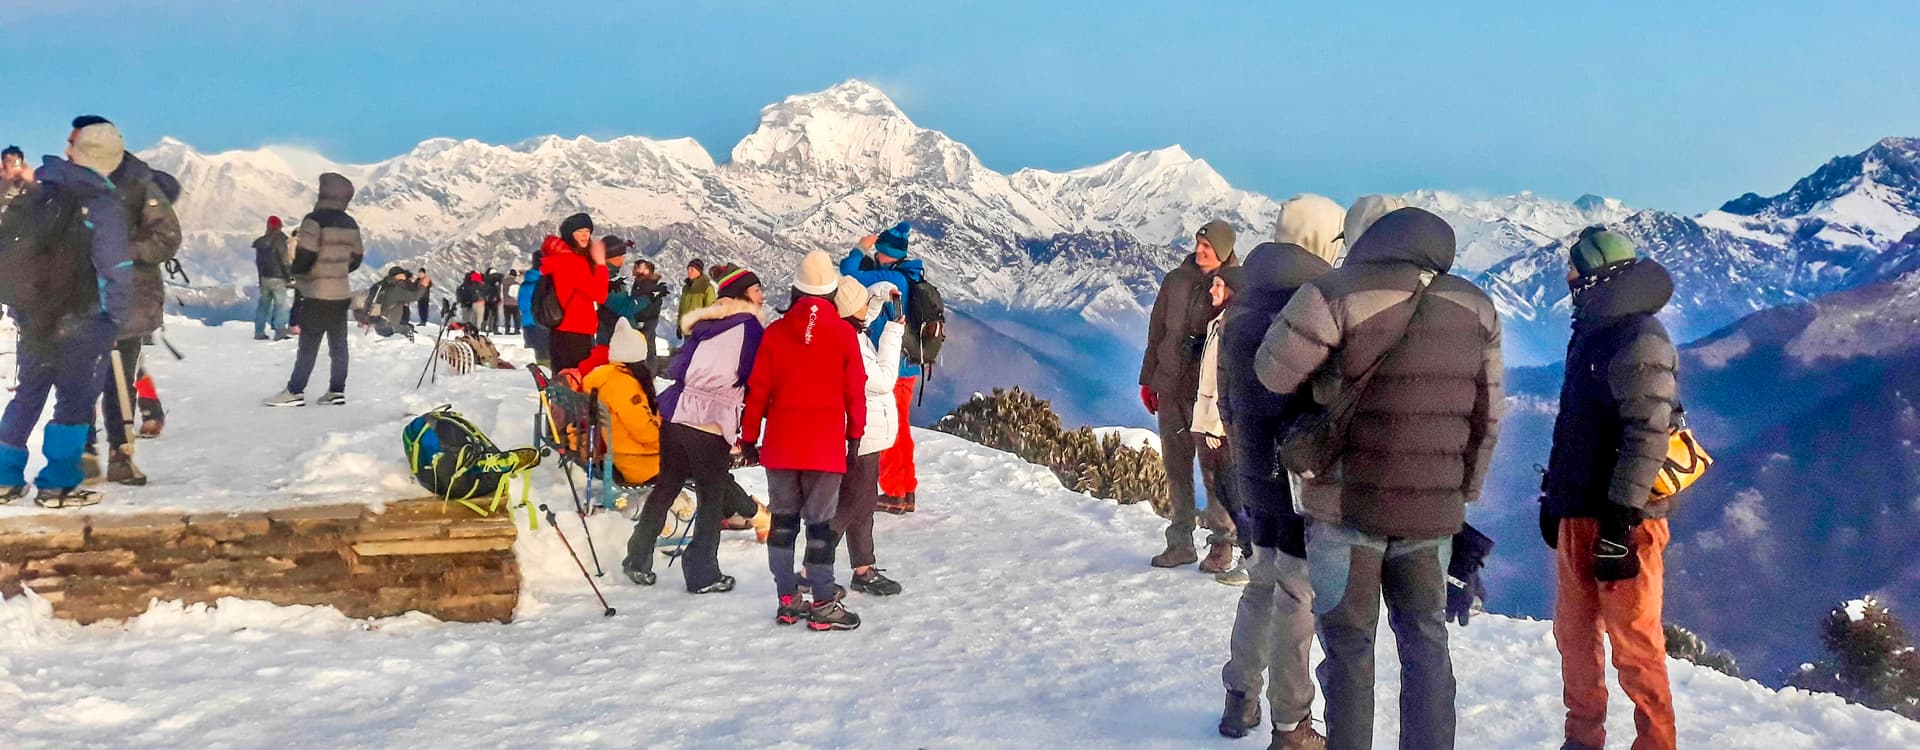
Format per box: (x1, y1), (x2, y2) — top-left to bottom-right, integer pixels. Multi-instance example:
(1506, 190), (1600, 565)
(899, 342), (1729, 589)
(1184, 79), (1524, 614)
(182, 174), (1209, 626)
(713, 265), (761, 299)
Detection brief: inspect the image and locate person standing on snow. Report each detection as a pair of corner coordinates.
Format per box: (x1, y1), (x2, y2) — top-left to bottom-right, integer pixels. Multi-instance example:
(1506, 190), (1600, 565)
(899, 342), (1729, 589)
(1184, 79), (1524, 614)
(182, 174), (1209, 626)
(676, 258), (716, 345)
(0, 121), (133, 508)
(1255, 206), (1502, 750)
(1213, 195), (1343, 750)
(480, 267), (502, 333)
(1188, 266), (1245, 577)
(519, 255), (548, 365)
(252, 215), (292, 340)
(743, 251), (868, 632)
(629, 260), (669, 370)
(501, 270), (521, 335)
(456, 271), (483, 328)
(539, 213), (609, 374)
(826, 277), (907, 597)
(415, 269), (434, 324)
(839, 222), (925, 514)
(623, 264), (766, 592)
(1540, 229), (1680, 750)
(1141, 219), (1240, 569)
(265, 172), (364, 407)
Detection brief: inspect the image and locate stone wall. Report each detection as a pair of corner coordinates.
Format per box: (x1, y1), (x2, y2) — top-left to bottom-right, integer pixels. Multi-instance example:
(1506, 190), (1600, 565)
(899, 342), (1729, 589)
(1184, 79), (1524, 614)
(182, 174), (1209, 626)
(0, 498), (520, 624)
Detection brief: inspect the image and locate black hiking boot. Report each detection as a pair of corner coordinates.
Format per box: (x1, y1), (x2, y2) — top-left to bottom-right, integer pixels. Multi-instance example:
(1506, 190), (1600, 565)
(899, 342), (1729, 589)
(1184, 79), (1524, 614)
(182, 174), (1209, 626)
(622, 557), (656, 586)
(1218, 688), (1261, 739)
(35, 487), (102, 509)
(690, 576), (736, 595)
(850, 568), (903, 596)
(776, 595), (808, 626)
(107, 448), (147, 486)
(808, 599), (861, 632)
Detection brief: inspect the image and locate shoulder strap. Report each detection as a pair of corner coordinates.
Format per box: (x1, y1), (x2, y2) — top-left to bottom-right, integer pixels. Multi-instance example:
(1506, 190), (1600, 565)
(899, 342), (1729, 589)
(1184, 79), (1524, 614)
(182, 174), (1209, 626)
(1344, 271), (1436, 397)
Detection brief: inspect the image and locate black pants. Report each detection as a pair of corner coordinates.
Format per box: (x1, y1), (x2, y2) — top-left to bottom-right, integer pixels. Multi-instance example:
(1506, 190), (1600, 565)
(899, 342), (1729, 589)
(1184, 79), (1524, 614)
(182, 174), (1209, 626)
(833, 451), (883, 569)
(503, 306), (520, 334)
(97, 337), (142, 452)
(287, 298), (350, 395)
(417, 296), (431, 324)
(627, 423), (730, 590)
(637, 316), (660, 369)
(483, 301), (500, 332)
(549, 330), (593, 373)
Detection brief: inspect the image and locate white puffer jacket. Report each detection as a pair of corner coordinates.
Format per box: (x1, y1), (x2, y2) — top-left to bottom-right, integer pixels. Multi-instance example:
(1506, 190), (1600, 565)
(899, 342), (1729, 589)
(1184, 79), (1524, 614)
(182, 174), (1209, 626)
(858, 283), (906, 456)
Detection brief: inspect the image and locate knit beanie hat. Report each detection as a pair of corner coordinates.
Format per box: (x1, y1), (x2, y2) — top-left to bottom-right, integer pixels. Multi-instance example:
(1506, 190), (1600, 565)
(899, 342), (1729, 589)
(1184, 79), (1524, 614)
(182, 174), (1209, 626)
(1273, 194), (1345, 264)
(559, 212), (594, 241)
(69, 122), (125, 178)
(875, 221), (912, 259)
(714, 265), (762, 300)
(833, 276), (870, 319)
(688, 258), (706, 273)
(1341, 194), (1407, 251)
(1570, 226), (1638, 276)
(267, 216), (282, 230)
(794, 249), (839, 296)
(1195, 220), (1236, 263)
(602, 235), (630, 259)
(608, 318), (647, 364)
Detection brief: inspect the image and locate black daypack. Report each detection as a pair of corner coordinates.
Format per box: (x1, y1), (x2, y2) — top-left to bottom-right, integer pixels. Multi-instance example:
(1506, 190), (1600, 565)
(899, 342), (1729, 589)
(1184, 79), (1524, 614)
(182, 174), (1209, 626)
(902, 277), (947, 366)
(0, 185), (98, 341)
(531, 273), (566, 329)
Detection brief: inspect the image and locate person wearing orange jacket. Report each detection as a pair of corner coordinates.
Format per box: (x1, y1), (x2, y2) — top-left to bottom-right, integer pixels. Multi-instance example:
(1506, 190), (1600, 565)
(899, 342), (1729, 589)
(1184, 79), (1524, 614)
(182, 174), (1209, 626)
(537, 212), (609, 373)
(740, 250), (867, 632)
(581, 319), (662, 486)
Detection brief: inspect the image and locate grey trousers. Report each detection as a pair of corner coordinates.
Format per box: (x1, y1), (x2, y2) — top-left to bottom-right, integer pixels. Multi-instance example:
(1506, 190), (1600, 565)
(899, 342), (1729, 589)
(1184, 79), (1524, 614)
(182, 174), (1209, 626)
(1307, 520), (1456, 750)
(1222, 546), (1317, 730)
(1158, 395), (1232, 548)
(766, 469), (843, 599)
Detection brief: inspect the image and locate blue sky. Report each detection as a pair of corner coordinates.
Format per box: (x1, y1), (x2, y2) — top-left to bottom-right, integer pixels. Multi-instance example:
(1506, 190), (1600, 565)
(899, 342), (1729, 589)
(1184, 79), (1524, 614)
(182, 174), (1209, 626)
(3, 0), (1915, 212)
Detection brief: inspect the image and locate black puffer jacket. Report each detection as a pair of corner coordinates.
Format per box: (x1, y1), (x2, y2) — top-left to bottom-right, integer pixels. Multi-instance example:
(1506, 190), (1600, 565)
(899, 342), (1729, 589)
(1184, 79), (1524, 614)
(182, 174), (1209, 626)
(1141, 252), (1237, 401)
(1221, 242), (1332, 554)
(1543, 259), (1680, 520)
(1255, 207), (1504, 539)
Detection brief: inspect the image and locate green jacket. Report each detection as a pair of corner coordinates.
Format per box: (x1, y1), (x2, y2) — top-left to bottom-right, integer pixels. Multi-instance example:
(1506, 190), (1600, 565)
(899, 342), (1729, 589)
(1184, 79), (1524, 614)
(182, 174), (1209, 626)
(676, 276), (716, 332)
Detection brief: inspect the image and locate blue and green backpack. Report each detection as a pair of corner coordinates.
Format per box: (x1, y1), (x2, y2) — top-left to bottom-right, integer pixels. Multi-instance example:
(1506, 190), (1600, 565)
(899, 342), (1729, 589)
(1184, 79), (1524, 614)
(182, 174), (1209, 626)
(402, 405), (539, 516)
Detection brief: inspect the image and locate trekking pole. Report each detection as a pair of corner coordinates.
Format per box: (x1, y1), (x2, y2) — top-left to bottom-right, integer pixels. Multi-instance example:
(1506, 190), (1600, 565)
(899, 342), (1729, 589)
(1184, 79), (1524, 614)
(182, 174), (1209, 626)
(414, 307), (455, 389)
(540, 504), (616, 617)
(578, 392), (606, 576)
(109, 349), (148, 482)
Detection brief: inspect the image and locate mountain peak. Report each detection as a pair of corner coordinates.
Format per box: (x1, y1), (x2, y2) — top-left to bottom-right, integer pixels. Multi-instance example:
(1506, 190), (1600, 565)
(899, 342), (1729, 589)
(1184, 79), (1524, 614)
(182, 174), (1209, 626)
(726, 78), (980, 185)
(776, 78), (908, 120)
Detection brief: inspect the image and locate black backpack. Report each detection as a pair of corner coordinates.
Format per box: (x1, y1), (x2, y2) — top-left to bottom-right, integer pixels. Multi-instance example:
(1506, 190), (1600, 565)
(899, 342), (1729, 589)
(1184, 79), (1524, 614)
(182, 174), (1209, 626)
(531, 272), (566, 329)
(902, 277), (947, 367)
(0, 185), (97, 343)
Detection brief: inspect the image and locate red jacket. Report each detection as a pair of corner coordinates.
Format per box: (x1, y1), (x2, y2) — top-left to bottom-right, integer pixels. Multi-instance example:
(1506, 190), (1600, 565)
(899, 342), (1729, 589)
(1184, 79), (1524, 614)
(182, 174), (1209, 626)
(539, 236), (609, 335)
(741, 296), (867, 473)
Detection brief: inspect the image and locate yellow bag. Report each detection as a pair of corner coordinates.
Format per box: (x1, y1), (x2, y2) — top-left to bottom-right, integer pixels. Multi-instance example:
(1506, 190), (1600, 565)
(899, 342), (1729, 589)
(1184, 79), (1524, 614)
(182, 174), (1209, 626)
(1651, 414), (1712, 500)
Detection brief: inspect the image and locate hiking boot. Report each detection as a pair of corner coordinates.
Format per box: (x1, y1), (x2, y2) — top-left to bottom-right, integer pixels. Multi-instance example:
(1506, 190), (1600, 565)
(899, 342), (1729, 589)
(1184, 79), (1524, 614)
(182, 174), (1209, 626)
(690, 575), (736, 595)
(1216, 559), (1251, 586)
(622, 557), (656, 587)
(138, 419), (163, 439)
(1200, 542), (1235, 574)
(1271, 723), (1327, 750)
(107, 447), (147, 487)
(253, 334), (270, 341)
(877, 494), (909, 515)
(902, 491), (917, 513)
(1151, 544), (1199, 568)
(1218, 689), (1261, 739)
(808, 599), (861, 632)
(850, 568), (903, 596)
(264, 390), (305, 407)
(795, 573), (845, 604)
(316, 392), (347, 406)
(35, 487), (102, 509)
(776, 595), (808, 626)
(0, 486), (26, 504)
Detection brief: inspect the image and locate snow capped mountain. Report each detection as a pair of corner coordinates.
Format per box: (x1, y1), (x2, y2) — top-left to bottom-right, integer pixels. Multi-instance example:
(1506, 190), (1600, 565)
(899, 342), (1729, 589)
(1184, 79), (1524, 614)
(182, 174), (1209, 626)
(1009, 146), (1281, 248)
(1403, 189), (1633, 273)
(1715, 136), (1920, 250)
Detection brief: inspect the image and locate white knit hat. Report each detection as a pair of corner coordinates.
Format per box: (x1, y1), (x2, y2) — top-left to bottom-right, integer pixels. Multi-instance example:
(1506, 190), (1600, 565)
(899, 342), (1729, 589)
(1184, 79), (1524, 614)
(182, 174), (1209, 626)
(69, 123), (125, 178)
(608, 318), (647, 364)
(794, 250), (839, 296)
(833, 276), (869, 319)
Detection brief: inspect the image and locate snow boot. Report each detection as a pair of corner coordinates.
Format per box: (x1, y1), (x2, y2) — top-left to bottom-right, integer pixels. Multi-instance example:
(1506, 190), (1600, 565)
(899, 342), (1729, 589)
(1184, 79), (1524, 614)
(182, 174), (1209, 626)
(808, 599), (861, 632)
(877, 494), (908, 515)
(690, 575), (736, 595)
(1218, 689), (1261, 739)
(316, 392), (347, 406)
(1199, 542), (1235, 574)
(35, 487), (102, 509)
(0, 485), (25, 505)
(1270, 724), (1327, 750)
(1215, 558), (1251, 586)
(264, 390), (305, 407)
(776, 595), (808, 626)
(850, 568), (903, 596)
(139, 419), (163, 439)
(622, 557), (656, 586)
(107, 447), (147, 487)
(1151, 544), (1199, 568)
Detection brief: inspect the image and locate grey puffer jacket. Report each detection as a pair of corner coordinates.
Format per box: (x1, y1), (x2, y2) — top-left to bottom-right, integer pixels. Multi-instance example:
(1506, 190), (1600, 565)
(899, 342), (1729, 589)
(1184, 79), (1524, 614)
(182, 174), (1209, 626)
(1255, 207), (1504, 540)
(1543, 259), (1680, 520)
(290, 173), (363, 301)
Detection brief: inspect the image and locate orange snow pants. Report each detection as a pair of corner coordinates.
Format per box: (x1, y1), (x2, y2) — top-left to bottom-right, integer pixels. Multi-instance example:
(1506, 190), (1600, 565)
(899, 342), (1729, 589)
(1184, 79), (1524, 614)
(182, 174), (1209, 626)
(878, 376), (918, 501)
(1554, 517), (1676, 750)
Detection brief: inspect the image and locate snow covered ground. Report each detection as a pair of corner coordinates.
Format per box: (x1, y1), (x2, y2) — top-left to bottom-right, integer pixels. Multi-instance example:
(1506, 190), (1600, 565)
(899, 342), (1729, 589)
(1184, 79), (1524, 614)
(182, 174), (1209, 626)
(3, 319), (1918, 748)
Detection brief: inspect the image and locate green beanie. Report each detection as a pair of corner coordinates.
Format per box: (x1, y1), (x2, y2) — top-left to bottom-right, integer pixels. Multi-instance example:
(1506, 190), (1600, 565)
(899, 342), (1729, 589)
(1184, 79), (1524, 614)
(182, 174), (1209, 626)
(1196, 220), (1237, 263)
(1570, 227), (1637, 276)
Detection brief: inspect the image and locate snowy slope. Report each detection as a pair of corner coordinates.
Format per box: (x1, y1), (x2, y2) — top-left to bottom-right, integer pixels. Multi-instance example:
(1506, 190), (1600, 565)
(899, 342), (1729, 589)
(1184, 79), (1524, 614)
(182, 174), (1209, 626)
(2, 320), (1917, 748)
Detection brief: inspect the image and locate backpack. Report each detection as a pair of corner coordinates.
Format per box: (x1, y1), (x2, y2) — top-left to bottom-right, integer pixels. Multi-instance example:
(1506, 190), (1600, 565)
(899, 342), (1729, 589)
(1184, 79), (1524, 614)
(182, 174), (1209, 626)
(902, 277), (947, 367)
(531, 272), (566, 329)
(402, 405), (537, 516)
(0, 185), (97, 342)
(461, 332), (503, 369)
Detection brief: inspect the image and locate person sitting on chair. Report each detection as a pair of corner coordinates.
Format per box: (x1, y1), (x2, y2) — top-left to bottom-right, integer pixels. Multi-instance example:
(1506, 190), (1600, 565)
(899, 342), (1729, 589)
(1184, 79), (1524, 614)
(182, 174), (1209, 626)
(581, 319), (661, 487)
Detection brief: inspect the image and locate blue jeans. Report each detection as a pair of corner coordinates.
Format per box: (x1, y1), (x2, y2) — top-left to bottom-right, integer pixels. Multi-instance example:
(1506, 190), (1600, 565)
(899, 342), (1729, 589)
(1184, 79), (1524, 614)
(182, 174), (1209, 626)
(255, 278), (291, 337)
(0, 316), (114, 489)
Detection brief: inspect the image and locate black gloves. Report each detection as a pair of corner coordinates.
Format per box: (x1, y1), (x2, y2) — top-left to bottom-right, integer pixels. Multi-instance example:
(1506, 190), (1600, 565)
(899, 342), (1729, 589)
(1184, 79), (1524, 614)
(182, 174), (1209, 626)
(737, 443), (761, 467)
(846, 438), (861, 465)
(1539, 499), (1559, 550)
(1447, 523), (1495, 627)
(1593, 507), (1642, 582)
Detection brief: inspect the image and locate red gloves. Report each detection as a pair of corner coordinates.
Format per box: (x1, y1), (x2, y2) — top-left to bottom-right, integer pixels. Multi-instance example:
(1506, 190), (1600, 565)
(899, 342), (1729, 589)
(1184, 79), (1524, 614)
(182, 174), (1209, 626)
(1140, 385), (1159, 415)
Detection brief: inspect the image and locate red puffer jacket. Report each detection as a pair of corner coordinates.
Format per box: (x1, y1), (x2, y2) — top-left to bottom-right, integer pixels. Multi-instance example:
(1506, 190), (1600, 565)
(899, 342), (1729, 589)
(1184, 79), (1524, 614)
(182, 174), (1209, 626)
(539, 236), (608, 335)
(742, 296), (867, 473)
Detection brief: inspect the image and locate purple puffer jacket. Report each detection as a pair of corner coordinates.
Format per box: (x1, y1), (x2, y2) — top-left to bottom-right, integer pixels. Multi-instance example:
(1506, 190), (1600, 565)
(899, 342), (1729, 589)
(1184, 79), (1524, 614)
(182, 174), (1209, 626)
(659, 298), (764, 441)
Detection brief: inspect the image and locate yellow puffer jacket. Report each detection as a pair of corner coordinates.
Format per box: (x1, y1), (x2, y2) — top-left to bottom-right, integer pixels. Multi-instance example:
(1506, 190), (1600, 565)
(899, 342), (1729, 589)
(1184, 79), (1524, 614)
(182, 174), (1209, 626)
(581, 364), (661, 485)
